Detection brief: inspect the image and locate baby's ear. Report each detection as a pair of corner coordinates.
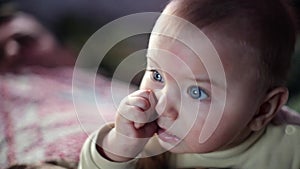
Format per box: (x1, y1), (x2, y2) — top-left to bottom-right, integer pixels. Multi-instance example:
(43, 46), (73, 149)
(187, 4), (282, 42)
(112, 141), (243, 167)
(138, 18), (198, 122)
(249, 87), (289, 131)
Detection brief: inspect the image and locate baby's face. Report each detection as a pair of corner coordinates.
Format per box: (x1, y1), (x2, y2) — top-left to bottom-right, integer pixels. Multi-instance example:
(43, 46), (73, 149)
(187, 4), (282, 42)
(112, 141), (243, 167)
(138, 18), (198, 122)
(140, 30), (264, 153)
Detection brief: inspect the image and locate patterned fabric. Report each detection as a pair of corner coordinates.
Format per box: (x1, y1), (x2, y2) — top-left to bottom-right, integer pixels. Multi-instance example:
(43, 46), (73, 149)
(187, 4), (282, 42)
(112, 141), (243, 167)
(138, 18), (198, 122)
(0, 66), (133, 168)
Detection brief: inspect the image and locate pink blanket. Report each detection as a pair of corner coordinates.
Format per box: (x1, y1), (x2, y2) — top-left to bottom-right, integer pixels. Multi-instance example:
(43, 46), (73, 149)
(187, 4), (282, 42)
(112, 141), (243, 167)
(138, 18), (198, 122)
(0, 67), (134, 168)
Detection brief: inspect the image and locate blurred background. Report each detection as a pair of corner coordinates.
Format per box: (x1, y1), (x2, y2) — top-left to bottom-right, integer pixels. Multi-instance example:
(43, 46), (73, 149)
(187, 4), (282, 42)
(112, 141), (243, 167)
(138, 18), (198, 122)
(2, 0), (300, 111)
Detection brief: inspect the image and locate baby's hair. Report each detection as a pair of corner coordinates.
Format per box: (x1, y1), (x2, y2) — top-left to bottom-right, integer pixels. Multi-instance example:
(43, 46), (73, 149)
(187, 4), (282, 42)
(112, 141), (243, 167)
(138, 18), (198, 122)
(167, 0), (297, 90)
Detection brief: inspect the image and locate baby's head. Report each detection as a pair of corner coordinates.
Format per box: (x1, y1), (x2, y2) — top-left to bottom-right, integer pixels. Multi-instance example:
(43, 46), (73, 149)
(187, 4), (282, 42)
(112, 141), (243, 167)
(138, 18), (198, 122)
(140, 0), (296, 153)
(166, 0), (296, 89)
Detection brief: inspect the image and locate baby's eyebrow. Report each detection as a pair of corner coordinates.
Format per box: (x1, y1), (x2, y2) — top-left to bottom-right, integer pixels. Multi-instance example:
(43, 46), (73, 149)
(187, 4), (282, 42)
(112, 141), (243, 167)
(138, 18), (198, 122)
(146, 56), (161, 68)
(146, 55), (225, 89)
(194, 77), (211, 84)
(190, 75), (224, 90)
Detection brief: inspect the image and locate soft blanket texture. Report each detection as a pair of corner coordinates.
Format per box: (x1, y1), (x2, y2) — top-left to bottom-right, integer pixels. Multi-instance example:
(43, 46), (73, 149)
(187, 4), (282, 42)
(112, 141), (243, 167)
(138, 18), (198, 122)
(0, 67), (133, 168)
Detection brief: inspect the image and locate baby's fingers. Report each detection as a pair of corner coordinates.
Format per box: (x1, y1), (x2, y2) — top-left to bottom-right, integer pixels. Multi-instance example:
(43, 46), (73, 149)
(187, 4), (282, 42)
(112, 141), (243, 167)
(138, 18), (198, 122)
(117, 90), (157, 129)
(126, 95), (150, 111)
(118, 105), (149, 124)
(134, 122), (145, 129)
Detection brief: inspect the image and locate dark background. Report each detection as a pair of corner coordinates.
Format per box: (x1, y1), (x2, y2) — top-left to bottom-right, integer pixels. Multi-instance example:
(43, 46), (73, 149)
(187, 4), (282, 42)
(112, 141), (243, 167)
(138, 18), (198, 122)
(9, 0), (300, 111)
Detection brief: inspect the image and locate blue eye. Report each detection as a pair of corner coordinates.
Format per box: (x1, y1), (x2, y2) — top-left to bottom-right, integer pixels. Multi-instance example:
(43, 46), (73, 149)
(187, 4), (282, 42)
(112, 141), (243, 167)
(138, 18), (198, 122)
(187, 86), (208, 100)
(151, 70), (164, 82)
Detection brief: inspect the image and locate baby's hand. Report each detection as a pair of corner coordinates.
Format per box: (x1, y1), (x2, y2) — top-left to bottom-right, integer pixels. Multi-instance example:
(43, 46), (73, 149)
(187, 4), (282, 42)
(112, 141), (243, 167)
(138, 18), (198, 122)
(101, 90), (158, 162)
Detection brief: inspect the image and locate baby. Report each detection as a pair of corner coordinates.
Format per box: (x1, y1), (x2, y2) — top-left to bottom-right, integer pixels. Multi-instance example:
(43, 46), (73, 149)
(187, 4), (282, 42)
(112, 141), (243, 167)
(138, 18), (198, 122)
(79, 0), (300, 168)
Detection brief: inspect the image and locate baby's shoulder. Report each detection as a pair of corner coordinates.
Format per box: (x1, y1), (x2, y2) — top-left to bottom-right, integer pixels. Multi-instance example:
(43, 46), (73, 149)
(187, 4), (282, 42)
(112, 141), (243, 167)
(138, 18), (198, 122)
(262, 124), (300, 149)
(265, 123), (300, 138)
(246, 124), (300, 169)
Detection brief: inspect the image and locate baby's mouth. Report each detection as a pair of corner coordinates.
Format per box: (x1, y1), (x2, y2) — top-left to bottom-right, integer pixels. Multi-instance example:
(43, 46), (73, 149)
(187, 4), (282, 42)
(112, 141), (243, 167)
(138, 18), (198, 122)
(157, 127), (180, 143)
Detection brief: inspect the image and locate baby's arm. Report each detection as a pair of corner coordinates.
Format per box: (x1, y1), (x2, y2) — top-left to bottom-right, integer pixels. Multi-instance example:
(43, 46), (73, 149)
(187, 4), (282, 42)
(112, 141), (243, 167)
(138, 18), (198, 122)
(78, 90), (158, 168)
(100, 90), (158, 162)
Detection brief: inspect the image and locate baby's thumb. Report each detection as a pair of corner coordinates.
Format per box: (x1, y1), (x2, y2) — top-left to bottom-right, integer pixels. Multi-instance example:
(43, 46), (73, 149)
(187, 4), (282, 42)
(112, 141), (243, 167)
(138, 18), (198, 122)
(146, 90), (158, 122)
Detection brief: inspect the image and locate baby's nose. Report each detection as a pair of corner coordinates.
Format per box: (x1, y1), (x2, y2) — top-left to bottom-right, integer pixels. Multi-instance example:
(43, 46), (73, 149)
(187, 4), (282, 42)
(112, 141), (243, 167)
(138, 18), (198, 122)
(154, 89), (178, 120)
